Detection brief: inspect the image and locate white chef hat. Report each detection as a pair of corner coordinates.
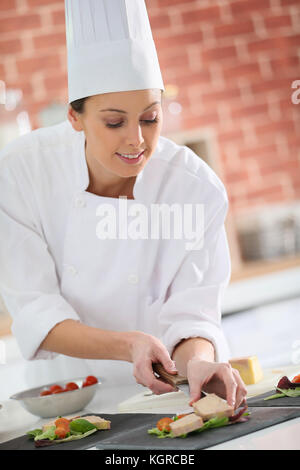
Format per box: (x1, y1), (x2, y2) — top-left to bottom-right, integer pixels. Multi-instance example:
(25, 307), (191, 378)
(65, 0), (165, 103)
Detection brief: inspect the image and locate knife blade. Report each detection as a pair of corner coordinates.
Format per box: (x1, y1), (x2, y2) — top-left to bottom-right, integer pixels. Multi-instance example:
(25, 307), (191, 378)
(152, 363), (190, 396)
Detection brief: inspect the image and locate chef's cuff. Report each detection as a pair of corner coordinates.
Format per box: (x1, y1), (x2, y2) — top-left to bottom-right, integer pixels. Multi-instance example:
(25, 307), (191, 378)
(161, 321), (231, 363)
(11, 294), (81, 361)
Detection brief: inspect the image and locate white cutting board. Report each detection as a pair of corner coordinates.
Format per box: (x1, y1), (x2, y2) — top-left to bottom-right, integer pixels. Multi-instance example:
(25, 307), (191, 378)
(118, 364), (300, 413)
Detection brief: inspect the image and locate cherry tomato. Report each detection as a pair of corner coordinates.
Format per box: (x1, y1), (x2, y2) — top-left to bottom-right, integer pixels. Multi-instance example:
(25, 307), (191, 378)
(156, 417), (173, 432)
(292, 374), (300, 383)
(49, 384), (63, 394)
(52, 388), (66, 394)
(65, 382), (79, 391)
(55, 417), (70, 431)
(84, 375), (98, 386)
(55, 426), (68, 439)
(40, 390), (51, 396)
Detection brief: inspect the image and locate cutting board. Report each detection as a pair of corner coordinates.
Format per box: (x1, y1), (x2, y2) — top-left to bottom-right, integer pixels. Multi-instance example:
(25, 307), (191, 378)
(118, 364), (300, 413)
(1, 408), (300, 450)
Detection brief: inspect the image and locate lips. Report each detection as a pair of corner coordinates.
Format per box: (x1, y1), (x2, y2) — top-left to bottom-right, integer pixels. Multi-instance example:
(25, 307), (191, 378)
(116, 151), (144, 164)
(116, 151), (144, 158)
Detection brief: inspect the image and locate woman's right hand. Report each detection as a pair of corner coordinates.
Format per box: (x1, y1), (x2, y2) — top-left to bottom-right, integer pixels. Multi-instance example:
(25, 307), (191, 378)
(127, 331), (178, 394)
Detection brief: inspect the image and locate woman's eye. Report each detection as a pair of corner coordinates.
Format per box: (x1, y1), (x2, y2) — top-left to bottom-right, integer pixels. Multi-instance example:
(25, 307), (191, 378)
(106, 118), (158, 129)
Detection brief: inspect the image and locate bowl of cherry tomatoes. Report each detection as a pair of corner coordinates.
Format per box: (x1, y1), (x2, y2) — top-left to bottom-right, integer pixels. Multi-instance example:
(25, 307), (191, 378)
(10, 375), (100, 418)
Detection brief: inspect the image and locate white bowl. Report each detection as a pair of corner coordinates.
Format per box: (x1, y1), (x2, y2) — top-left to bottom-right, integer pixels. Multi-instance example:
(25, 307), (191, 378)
(10, 377), (101, 418)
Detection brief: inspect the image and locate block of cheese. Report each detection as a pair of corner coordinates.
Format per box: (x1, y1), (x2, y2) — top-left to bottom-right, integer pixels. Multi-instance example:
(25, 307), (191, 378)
(192, 393), (234, 421)
(229, 355), (263, 385)
(169, 413), (203, 437)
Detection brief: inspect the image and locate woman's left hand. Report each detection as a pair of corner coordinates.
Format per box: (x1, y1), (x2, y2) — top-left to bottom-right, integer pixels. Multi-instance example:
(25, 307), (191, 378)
(186, 358), (248, 409)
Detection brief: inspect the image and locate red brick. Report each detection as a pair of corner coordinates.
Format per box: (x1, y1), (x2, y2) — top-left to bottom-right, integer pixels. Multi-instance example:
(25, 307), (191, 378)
(175, 69), (211, 87)
(230, 0), (271, 16)
(239, 143), (278, 159)
(218, 129), (244, 143)
(280, 0), (300, 6)
(231, 103), (269, 120)
(149, 12), (171, 30)
(201, 45), (237, 62)
(287, 34), (300, 48)
(223, 62), (261, 81)
(157, 0), (198, 7)
(0, 63), (5, 77)
(160, 51), (189, 69)
(201, 87), (241, 105)
(183, 111), (219, 129)
(17, 54), (62, 75)
(251, 77), (292, 94)
(52, 8), (66, 27)
(0, 14), (41, 34)
(279, 97), (299, 118)
(5, 78), (33, 97)
(156, 30), (203, 50)
(33, 32), (66, 50)
(27, 0), (63, 6)
(255, 119), (295, 136)
(247, 183), (285, 200)
(43, 73), (67, 91)
(264, 14), (292, 30)
(0, 0), (17, 11)
(248, 37), (286, 54)
(226, 170), (250, 184)
(181, 5), (221, 25)
(260, 159), (300, 176)
(0, 38), (22, 55)
(215, 20), (254, 39)
(270, 55), (300, 73)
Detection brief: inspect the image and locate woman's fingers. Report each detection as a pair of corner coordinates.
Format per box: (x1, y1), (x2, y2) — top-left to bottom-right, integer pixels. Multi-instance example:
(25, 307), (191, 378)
(188, 381), (204, 406)
(220, 363), (238, 407)
(231, 368), (248, 408)
(134, 358), (176, 394)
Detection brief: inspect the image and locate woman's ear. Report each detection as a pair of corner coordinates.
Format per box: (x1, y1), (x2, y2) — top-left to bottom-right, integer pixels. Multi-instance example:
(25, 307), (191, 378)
(67, 105), (84, 132)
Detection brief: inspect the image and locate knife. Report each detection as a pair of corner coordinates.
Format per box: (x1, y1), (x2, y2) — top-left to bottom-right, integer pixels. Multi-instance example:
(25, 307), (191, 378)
(152, 362), (190, 396)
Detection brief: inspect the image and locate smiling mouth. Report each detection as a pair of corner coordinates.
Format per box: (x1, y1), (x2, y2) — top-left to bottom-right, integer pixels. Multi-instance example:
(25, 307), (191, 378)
(115, 151), (145, 162)
(116, 151), (144, 159)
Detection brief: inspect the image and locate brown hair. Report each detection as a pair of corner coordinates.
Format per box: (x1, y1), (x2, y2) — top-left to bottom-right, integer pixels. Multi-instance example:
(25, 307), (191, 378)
(70, 89), (164, 114)
(70, 97), (87, 114)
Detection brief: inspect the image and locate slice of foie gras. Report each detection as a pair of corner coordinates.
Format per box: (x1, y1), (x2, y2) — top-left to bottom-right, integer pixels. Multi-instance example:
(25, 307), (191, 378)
(192, 393), (234, 421)
(169, 413), (203, 437)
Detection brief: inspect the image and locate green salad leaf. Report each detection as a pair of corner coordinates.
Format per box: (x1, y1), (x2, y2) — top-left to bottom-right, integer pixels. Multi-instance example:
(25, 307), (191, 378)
(69, 418), (97, 434)
(27, 429), (43, 440)
(148, 414), (232, 439)
(51, 428), (97, 444)
(264, 388), (300, 401)
(33, 426), (57, 441)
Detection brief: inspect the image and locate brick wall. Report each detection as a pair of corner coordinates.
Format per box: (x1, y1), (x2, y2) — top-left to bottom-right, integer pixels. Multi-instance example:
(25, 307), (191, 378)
(0, 0), (299, 214)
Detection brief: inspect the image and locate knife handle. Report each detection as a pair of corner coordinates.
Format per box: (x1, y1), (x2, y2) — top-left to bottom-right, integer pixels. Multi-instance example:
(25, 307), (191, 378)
(152, 363), (188, 386)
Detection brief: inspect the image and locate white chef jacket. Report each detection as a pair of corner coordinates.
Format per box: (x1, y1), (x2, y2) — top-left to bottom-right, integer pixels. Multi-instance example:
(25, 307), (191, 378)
(0, 119), (231, 378)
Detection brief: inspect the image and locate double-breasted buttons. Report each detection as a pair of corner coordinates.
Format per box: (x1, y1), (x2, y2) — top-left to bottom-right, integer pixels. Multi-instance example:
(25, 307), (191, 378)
(74, 196), (86, 208)
(128, 273), (139, 284)
(64, 264), (78, 275)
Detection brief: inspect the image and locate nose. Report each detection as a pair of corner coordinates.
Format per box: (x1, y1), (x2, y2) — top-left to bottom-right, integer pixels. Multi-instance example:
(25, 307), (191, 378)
(125, 123), (145, 149)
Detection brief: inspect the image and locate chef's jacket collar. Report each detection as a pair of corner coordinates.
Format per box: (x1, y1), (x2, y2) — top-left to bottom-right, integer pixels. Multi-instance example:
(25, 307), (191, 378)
(76, 127), (145, 201)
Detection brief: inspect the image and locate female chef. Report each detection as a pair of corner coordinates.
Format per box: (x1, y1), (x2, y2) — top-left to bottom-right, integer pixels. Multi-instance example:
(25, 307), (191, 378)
(0, 0), (247, 409)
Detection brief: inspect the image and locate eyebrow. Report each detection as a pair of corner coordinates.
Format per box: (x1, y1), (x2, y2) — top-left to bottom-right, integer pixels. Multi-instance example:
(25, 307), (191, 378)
(99, 101), (161, 113)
